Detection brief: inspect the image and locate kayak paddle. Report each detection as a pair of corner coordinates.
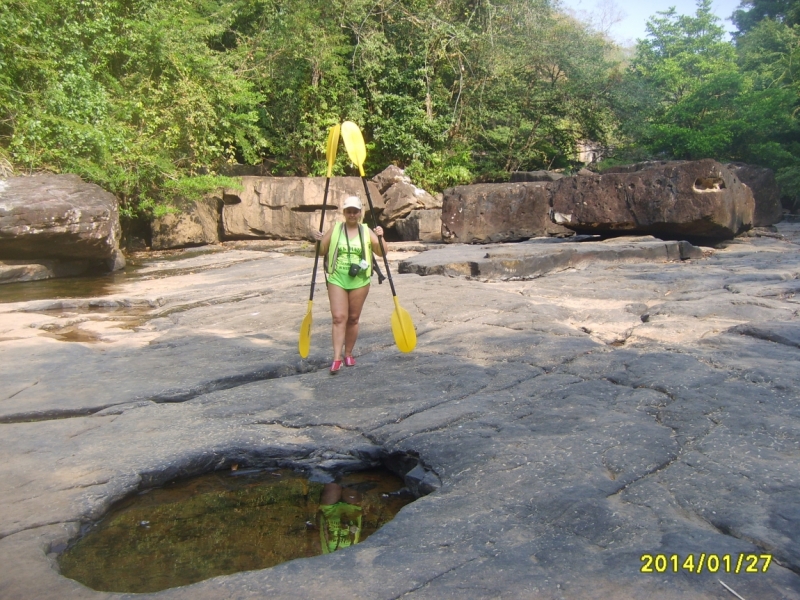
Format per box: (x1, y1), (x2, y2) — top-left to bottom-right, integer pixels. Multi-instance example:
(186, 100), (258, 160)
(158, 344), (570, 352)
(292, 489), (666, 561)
(299, 123), (341, 358)
(340, 120), (416, 353)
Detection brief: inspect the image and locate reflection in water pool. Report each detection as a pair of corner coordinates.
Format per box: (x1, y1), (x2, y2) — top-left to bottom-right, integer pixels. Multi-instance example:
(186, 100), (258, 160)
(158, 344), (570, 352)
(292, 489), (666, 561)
(58, 468), (414, 593)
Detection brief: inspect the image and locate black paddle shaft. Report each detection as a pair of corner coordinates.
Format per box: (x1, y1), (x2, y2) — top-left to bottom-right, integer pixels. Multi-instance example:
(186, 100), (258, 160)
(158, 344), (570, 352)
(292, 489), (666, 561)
(359, 176), (397, 297)
(309, 176), (331, 301)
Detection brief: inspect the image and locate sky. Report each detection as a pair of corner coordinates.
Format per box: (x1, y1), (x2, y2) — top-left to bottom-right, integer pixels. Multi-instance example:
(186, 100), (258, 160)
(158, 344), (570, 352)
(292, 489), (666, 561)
(557, 0), (744, 46)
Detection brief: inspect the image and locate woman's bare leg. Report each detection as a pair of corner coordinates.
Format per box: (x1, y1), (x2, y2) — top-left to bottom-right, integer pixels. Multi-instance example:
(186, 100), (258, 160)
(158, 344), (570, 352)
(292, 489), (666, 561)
(327, 284), (349, 361)
(344, 285), (370, 358)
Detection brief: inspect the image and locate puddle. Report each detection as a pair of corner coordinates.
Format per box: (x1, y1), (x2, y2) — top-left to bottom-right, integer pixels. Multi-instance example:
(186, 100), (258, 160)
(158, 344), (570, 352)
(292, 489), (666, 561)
(58, 468), (415, 593)
(42, 326), (108, 344)
(0, 271), (126, 304)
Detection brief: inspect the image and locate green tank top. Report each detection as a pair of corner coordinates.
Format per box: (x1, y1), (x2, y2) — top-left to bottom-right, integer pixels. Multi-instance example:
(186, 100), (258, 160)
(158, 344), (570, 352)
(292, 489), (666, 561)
(326, 223), (372, 278)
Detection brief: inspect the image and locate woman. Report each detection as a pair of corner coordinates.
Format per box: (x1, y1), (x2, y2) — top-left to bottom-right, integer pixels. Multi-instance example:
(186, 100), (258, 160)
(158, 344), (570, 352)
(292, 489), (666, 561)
(312, 196), (384, 373)
(317, 482), (363, 554)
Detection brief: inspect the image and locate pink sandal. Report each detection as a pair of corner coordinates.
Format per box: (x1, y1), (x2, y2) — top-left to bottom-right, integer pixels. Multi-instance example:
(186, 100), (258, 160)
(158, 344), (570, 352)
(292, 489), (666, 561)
(344, 356), (356, 367)
(330, 359), (343, 373)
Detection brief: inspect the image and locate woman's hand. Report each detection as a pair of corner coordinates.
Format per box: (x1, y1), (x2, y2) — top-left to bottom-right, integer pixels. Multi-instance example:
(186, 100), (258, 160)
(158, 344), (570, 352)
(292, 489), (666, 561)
(374, 226), (384, 237)
(311, 229), (324, 241)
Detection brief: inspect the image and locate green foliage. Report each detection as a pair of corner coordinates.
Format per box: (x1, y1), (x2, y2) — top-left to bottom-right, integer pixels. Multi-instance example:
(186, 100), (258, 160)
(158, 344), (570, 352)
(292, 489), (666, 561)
(616, 0), (800, 182)
(0, 0), (264, 219)
(776, 166), (800, 210)
(626, 0), (740, 158)
(161, 174), (243, 204)
(733, 0), (800, 32)
(5, 0), (800, 215)
(1, 0), (626, 208)
(405, 146), (475, 191)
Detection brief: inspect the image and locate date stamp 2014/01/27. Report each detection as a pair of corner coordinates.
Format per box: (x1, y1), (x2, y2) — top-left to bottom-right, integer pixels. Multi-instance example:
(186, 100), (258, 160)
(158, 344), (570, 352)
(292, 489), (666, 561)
(640, 553), (772, 574)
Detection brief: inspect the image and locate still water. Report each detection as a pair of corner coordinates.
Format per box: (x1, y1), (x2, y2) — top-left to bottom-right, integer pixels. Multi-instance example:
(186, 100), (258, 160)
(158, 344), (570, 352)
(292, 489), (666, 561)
(58, 468), (414, 593)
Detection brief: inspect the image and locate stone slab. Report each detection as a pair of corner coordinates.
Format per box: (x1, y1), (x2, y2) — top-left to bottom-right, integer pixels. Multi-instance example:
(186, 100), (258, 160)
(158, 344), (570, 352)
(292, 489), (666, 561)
(398, 236), (704, 280)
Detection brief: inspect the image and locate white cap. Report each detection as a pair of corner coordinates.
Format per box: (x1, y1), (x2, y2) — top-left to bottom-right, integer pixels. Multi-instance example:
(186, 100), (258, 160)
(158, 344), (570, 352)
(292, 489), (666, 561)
(342, 196), (362, 211)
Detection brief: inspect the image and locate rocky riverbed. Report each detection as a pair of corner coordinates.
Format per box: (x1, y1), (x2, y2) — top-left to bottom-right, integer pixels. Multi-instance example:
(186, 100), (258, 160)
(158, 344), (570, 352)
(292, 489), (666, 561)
(1, 227), (799, 599)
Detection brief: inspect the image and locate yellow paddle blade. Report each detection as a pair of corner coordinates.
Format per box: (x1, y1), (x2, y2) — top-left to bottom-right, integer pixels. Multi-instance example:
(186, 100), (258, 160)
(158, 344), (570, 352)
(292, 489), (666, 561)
(298, 300), (313, 358)
(390, 296), (416, 353)
(325, 123), (340, 178)
(341, 121), (366, 176)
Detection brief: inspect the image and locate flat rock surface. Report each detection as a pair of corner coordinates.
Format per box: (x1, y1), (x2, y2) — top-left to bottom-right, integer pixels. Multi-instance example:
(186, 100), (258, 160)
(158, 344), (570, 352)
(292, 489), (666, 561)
(1, 227), (799, 599)
(398, 235), (705, 280)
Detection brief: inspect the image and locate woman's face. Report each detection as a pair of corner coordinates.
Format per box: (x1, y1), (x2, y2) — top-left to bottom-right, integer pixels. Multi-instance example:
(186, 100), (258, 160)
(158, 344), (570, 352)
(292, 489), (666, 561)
(344, 207), (361, 223)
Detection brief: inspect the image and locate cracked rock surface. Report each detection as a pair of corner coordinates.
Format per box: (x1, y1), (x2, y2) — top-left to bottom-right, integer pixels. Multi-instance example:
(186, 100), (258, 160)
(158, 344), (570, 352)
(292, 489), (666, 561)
(1, 228), (799, 599)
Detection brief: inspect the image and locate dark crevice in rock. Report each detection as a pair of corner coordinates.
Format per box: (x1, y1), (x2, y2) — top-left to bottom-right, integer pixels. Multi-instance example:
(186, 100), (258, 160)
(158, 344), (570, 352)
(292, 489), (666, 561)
(4, 381), (38, 401)
(606, 454), (681, 499)
(0, 359), (332, 424)
(144, 360), (324, 403)
(0, 520), (80, 542)
(387, 556), (483, 600)
(728, 324), (800, 349)
(255, 419), (368, 437)
(383, 413), (487, 445)
(146, 290), (271, 321)
(691, 510), (800, 577)
(0, 406), (115, 424)
(378, 373), (540, 432)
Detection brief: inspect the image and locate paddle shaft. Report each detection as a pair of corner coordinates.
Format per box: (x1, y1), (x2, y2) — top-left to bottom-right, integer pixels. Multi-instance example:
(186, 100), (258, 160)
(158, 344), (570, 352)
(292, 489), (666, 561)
(309, 176), (331, 301)
(359, 176), (397, 297)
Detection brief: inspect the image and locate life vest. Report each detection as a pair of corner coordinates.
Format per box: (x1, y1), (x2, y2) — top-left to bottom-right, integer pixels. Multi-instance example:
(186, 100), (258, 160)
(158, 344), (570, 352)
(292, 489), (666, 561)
(325, 222), (372, 277)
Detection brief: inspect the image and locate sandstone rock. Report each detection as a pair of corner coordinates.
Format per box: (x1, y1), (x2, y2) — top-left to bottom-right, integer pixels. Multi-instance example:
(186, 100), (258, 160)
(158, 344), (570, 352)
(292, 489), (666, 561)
(221, 177), (383, 240)
(399, 236), (702, 280)
(0, 259), (92, 284)
(381, 182), (439, 228)
(441, 182), (572, 243)
(152, 196), (222, 250)
(0, 174), (124, 271)
(371, 165), (411, 194)
(551, 159), (755, 239)
(726, 162), (783, 226)
(509, 170), (564, 183)
(394, 209), (442, 242)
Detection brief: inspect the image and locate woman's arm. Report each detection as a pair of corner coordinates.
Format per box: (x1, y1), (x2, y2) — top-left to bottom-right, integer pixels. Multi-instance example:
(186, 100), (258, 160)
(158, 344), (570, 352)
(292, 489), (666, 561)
(312, 226), (334, 254)
(370, 226), (385, 257)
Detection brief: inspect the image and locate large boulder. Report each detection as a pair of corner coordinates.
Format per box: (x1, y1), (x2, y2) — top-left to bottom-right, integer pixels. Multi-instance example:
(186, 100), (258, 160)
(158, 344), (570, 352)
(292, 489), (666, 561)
(151, 195), (222, 250)
(441, 182), (572, 243)
(381, 182), (440, 228)
(221, 177), (383, 240)
(371, 165), (411, 194)
(0, 174), (124, 271)
(726, 163), (783, 226)
(554, 159), (755, 239)
(394, 209), (443, 242)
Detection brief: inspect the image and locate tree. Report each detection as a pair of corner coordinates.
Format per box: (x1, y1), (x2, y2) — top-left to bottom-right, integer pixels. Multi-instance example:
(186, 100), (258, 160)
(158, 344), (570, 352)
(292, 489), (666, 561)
(623, 0), (798, 167)
(0, 0), (265, 219)
(732, 0), (800, 33)
(734, 0), (800, 202)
